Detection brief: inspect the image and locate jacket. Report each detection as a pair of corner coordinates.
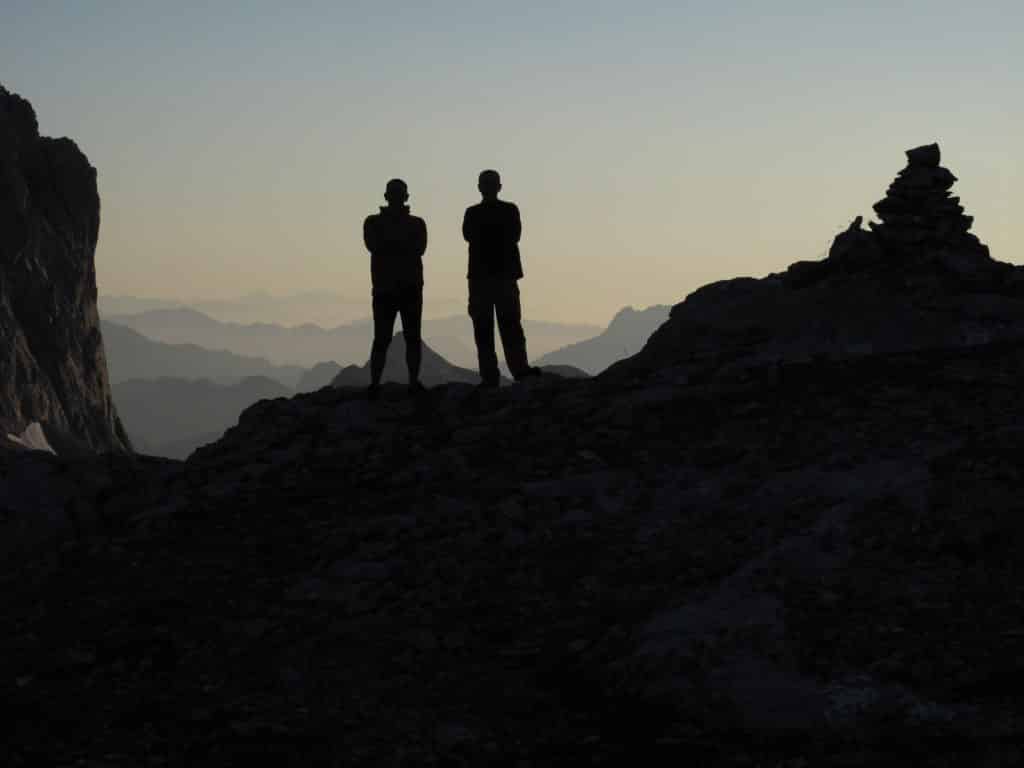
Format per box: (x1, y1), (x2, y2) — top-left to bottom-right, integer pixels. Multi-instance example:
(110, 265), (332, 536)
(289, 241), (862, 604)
(363, 206), (427, 294)
(462, 199), (523, 280)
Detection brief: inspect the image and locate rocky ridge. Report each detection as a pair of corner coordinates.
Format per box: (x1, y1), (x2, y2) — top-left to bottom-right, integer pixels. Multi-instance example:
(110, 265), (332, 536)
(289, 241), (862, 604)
(2, 144), (1023, 765)
(0, 84), (128, 453)
(611, 144), (1019, 382)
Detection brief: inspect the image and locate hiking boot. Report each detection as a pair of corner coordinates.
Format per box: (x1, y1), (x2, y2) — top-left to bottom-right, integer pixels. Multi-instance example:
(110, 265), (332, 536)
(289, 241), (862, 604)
(408, 380), (426, 396)
(515, 366), (542, 381)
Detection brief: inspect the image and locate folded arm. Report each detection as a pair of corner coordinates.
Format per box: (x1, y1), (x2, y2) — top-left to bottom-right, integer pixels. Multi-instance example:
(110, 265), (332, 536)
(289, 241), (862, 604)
(509, 204), (521, 243)
(363, 216), (378, 254)
(414, 217), (427, 258)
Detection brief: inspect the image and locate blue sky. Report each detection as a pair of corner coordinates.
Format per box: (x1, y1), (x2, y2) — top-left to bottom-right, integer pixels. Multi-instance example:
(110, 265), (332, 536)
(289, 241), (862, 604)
(4, 1), (1021, 322)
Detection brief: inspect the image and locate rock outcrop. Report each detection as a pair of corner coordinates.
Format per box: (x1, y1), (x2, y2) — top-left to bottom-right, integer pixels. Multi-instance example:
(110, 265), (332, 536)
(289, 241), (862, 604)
(611, 144), (1020, 382)
(0, 84), (129, 453)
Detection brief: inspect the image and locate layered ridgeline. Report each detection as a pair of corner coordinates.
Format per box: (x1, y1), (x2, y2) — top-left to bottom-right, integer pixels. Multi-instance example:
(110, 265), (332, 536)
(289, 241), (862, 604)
(537, 304), (671, 374)
(0, 85), (128, 453)
(4, 145), (1024, 764)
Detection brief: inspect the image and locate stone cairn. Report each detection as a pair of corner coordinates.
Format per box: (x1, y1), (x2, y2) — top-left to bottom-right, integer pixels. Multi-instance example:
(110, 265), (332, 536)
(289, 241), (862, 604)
(869, 143), (989, 259)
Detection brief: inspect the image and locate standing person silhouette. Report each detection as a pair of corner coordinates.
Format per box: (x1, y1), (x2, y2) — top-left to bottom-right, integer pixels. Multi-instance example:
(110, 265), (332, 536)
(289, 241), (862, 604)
(462, 170), (541, 388)
(363, 178), (427, 399)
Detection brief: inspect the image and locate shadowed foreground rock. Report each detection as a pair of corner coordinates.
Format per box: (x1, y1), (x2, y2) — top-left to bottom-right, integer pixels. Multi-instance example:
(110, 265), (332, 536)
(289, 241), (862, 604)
(2, 145), (1023, 765)
(0, 84), (129, 453)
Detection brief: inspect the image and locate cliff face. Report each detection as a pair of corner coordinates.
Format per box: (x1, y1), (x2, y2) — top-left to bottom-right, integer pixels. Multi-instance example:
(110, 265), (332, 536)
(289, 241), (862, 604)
(0, 84), (129, 453)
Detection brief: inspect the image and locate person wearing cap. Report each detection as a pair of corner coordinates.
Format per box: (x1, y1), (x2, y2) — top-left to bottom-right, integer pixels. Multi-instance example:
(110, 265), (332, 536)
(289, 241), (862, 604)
(462, 170), (541, 388)
(363, 178), (427, 398)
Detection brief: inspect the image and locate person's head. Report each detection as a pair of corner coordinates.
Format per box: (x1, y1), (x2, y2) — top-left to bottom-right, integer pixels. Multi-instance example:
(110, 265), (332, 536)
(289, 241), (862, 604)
(384, 178), (409, 206)
(478, 169), (501, 201)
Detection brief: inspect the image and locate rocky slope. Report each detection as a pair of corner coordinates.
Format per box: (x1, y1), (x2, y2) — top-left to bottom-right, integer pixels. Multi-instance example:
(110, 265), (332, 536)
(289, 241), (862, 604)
(2, 144), (1022, 765)
(108, 307), (599, 370)
(609, 144), (1016, 383)
(0, 84), (128, 453)
(113, 376), (292, 459)
(329, 336), (587, 390)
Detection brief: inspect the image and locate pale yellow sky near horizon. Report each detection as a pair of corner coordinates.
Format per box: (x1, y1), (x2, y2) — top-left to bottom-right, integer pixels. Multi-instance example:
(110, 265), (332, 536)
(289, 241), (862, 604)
(5, 2), (1021, 325)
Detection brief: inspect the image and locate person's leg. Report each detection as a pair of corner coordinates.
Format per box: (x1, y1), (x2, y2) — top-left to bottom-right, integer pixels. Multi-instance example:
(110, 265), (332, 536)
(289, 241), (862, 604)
(399, 287), (423, 386)
(468, 278), (499, 385)
(370, 293), (398, 388)
(495, 279), (533, 378)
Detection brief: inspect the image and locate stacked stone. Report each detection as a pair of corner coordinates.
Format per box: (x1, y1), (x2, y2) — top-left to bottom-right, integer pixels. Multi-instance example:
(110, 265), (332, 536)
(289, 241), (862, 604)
(869, 143), (987, 258)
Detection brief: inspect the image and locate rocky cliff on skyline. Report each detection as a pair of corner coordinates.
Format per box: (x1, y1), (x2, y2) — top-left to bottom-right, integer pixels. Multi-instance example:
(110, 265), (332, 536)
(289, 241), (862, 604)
(609, 144), (1019, 383)
(0, 84), (128, 453)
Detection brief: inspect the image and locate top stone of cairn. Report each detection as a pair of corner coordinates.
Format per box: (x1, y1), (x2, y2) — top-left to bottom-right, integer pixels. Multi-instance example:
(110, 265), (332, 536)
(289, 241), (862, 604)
(906, 143), (941, 168)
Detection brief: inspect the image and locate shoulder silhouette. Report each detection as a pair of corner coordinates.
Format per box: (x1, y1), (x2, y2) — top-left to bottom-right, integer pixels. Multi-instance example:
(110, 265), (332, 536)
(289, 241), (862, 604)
(462, 171), (523, 281)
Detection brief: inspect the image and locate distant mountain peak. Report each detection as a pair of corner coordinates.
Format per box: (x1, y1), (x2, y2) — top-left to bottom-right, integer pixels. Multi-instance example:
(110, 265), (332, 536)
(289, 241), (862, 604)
(331, 332), (487, 388)
(538, 304), (672, 375)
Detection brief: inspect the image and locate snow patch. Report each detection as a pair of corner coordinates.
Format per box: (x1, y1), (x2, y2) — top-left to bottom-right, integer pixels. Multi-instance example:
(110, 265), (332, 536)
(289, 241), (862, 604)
(6, 422), (56, 455)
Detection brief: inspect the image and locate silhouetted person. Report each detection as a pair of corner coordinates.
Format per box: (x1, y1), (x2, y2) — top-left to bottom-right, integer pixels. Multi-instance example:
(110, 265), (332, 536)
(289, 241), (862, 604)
(462, 170), (541, 387)
(363, 178), (427, 398)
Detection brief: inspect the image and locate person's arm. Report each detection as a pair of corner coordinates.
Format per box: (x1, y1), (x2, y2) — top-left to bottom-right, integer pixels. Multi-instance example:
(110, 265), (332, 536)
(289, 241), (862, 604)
(509, 203), (522, 244)
(414, 217), (427, 258)
(462, 207), (474, 243)
(363, 216), (377, 254)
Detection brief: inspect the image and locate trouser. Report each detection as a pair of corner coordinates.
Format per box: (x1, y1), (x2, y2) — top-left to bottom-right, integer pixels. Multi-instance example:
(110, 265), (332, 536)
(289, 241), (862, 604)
(371, 286), (422, 384)
(468, 276), (530, 383)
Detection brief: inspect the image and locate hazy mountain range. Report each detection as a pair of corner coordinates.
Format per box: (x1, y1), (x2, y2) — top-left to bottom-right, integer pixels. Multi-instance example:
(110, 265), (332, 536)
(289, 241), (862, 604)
(537, 304), (671, 374)
(110, 335), (556, 459)
(100, 291), (466, 329)
(101, 320), (306, 387)
(98, 304), (658, 459)
(107, 332), (589, 459)
(106, 307), (600, 370)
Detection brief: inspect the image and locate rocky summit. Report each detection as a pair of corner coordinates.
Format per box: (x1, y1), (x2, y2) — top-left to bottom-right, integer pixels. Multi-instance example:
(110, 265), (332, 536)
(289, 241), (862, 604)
(612, 144), (1019, 383)
(0, 84), (129, 453)
(2, 145), (1023, 766)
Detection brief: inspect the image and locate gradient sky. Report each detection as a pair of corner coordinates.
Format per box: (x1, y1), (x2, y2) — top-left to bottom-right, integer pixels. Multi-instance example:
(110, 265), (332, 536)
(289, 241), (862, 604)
(4, 1), (1021, 324)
